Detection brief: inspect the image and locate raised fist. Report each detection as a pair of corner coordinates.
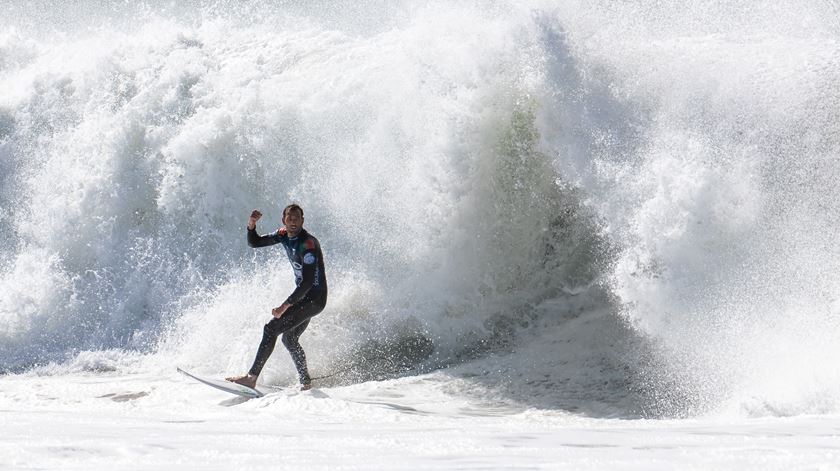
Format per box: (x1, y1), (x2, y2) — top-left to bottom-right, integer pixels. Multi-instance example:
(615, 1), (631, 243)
(248, 209), (262, 229)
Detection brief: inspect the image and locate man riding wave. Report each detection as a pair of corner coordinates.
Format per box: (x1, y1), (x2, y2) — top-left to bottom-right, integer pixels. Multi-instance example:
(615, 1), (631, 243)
(226, 204), (327, 391)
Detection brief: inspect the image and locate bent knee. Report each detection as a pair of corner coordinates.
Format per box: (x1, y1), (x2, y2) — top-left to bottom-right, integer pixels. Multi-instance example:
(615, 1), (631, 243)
(281, 333), (300, 349)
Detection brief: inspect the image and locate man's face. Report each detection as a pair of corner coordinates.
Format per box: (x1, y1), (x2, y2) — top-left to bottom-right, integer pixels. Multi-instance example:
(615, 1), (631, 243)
(283, 209), (304, 236)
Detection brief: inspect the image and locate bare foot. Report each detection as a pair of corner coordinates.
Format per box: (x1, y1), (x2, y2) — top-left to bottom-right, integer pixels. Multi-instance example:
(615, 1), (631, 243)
(226, 374), (257, 389)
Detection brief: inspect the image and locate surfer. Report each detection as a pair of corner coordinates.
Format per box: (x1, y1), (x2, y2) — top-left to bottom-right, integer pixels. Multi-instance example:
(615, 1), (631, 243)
(226, 204), (328, 391)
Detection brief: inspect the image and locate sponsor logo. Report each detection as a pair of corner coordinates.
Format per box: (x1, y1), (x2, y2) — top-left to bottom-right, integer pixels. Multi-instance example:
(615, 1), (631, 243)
(303, 253), (316, 265)
(292, 262), (302, 270)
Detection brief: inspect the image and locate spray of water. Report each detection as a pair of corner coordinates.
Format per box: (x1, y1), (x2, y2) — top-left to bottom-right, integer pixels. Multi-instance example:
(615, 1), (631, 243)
(1, 0), (839, 417)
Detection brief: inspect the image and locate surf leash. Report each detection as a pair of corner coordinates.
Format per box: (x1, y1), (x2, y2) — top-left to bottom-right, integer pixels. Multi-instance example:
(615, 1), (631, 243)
(310, 355), (395, 381)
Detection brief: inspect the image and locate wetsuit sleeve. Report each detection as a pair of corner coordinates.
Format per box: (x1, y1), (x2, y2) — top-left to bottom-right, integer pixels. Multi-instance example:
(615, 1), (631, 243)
(247, 228), (282, 248)
(285, 250), (317, 305)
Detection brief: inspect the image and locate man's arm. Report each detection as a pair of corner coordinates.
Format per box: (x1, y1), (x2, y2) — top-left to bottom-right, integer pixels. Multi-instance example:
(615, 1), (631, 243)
(246, 209), (282, 248)
(285, 250), (317, 305)
(247, 228), (282, 248)
(272, 250), (317, 318)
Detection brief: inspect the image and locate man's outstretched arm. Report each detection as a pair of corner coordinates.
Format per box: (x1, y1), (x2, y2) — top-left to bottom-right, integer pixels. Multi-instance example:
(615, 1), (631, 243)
(246, 209), (282, 248)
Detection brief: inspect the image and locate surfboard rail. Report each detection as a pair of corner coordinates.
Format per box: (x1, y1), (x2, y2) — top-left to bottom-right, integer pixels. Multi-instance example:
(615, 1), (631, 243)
(177, 367), (264, 398)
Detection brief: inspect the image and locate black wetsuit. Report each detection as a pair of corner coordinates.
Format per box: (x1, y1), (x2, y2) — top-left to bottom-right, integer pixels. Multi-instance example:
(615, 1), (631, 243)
(246, 226), (327, 384)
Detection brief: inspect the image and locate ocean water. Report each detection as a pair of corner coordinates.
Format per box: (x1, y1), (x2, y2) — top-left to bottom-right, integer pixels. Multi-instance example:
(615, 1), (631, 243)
(1, 1), (839, 469)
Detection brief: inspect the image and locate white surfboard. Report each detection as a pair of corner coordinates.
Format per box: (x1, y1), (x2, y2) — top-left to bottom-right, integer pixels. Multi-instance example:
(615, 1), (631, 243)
(177, 367), (264, 399)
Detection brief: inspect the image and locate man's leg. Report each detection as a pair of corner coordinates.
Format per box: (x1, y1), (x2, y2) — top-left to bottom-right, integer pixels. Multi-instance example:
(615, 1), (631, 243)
(281, 319), (311, 386)
(228, 300), (323, 388)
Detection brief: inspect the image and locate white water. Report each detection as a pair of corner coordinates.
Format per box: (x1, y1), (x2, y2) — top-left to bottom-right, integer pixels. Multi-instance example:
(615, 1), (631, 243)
(2, 1), (840, 468)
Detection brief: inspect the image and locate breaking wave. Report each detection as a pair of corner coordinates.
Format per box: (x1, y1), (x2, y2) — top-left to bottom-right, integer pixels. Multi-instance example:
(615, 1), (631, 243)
(2, 0), (839, 418)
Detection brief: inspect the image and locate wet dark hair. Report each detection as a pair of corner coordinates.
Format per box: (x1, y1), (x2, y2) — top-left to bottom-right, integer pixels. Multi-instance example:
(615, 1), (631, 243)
(282, 203), (304, 220)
